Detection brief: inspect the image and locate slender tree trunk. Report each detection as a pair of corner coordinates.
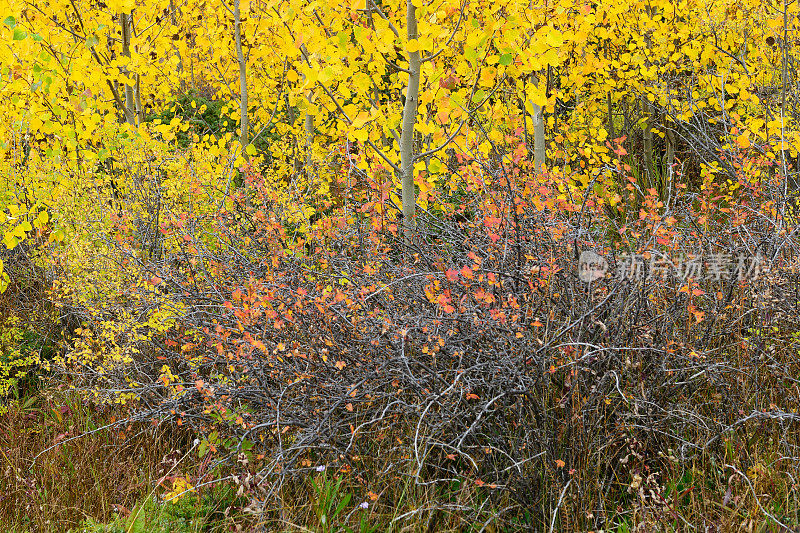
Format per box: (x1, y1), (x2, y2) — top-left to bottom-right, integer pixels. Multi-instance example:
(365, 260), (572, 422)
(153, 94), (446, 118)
(531, 102), (545, 171)
(135, 73), (143, 123)
(169, 0), (186, 92)
(528, 75), (546, 171)
(664, 126), (675, 180)
(607, 92), (615, 142)
(293, 71), (315, 171)
(300, 71), (315, 166)
(399, 0), (420, 245)
(234, 0), (249, 157)
(520, 96), (530, 156)
(642, 95), (653, 178)
(304, 109), (314, 165)
(120, 12), (136, 126)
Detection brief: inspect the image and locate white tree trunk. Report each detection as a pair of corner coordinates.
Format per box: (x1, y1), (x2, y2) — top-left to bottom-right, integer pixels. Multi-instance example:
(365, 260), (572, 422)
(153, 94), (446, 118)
(301, 72), (314, 166)
(120, 12), (137, 126)
(234, 0), (249, 157)
(531, 101), (545, 171)
(304, 111), (314, 165)
(642, 95), (653, 178)
(399, 0), (420, 245)
(528, 75), (546, 171)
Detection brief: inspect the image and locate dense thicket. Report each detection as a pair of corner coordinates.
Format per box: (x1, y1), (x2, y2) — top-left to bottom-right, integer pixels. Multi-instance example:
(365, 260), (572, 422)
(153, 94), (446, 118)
(1, 0), (799, 529)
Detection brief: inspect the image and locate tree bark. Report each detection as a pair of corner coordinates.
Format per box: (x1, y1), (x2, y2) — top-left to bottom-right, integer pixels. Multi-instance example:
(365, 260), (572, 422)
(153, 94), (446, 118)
(301, 72), (315, 167)
(169, 0), (186, 93)
(304, 109), (314, 165)
(664, 126), (675, 180)
(135, 73), (143, 123)
(529, 76), (546, 171)
(607, 91), (615, 142)
(234, 0), (249, 157)
(399, 0), (421, 246)
(642, 95), (653, 178)
(120, 12), (137, 126)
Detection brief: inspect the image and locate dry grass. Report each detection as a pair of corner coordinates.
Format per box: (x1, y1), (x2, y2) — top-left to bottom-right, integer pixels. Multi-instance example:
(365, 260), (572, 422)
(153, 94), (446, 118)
(1, 379), (800, 531)
(0, 383), (197, 531)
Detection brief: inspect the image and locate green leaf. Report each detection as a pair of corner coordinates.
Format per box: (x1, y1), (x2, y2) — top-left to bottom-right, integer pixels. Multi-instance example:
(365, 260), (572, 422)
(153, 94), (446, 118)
(85, 34), (98, 48)
(465, 47), (477, 62)
(2, 16), (15, 28)
(12, 28), (27, 40)
(499, 53), (513, 66)
(31, 33), (42, 42)
(334, 492), (351, 518)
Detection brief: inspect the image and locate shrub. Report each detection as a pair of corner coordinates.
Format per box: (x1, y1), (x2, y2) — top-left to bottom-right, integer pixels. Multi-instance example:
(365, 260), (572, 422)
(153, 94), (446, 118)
(46, 143), (800, 529)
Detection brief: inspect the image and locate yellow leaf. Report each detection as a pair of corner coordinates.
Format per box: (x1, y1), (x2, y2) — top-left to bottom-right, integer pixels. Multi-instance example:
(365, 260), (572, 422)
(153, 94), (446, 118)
(736, 133), (751, 149)
(352, 110), (371, 128)
(406, 39), (420, 53)
(4, 233), (18, 249)
(546, 29), (564, 48)
(34, 210), (48, 228)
